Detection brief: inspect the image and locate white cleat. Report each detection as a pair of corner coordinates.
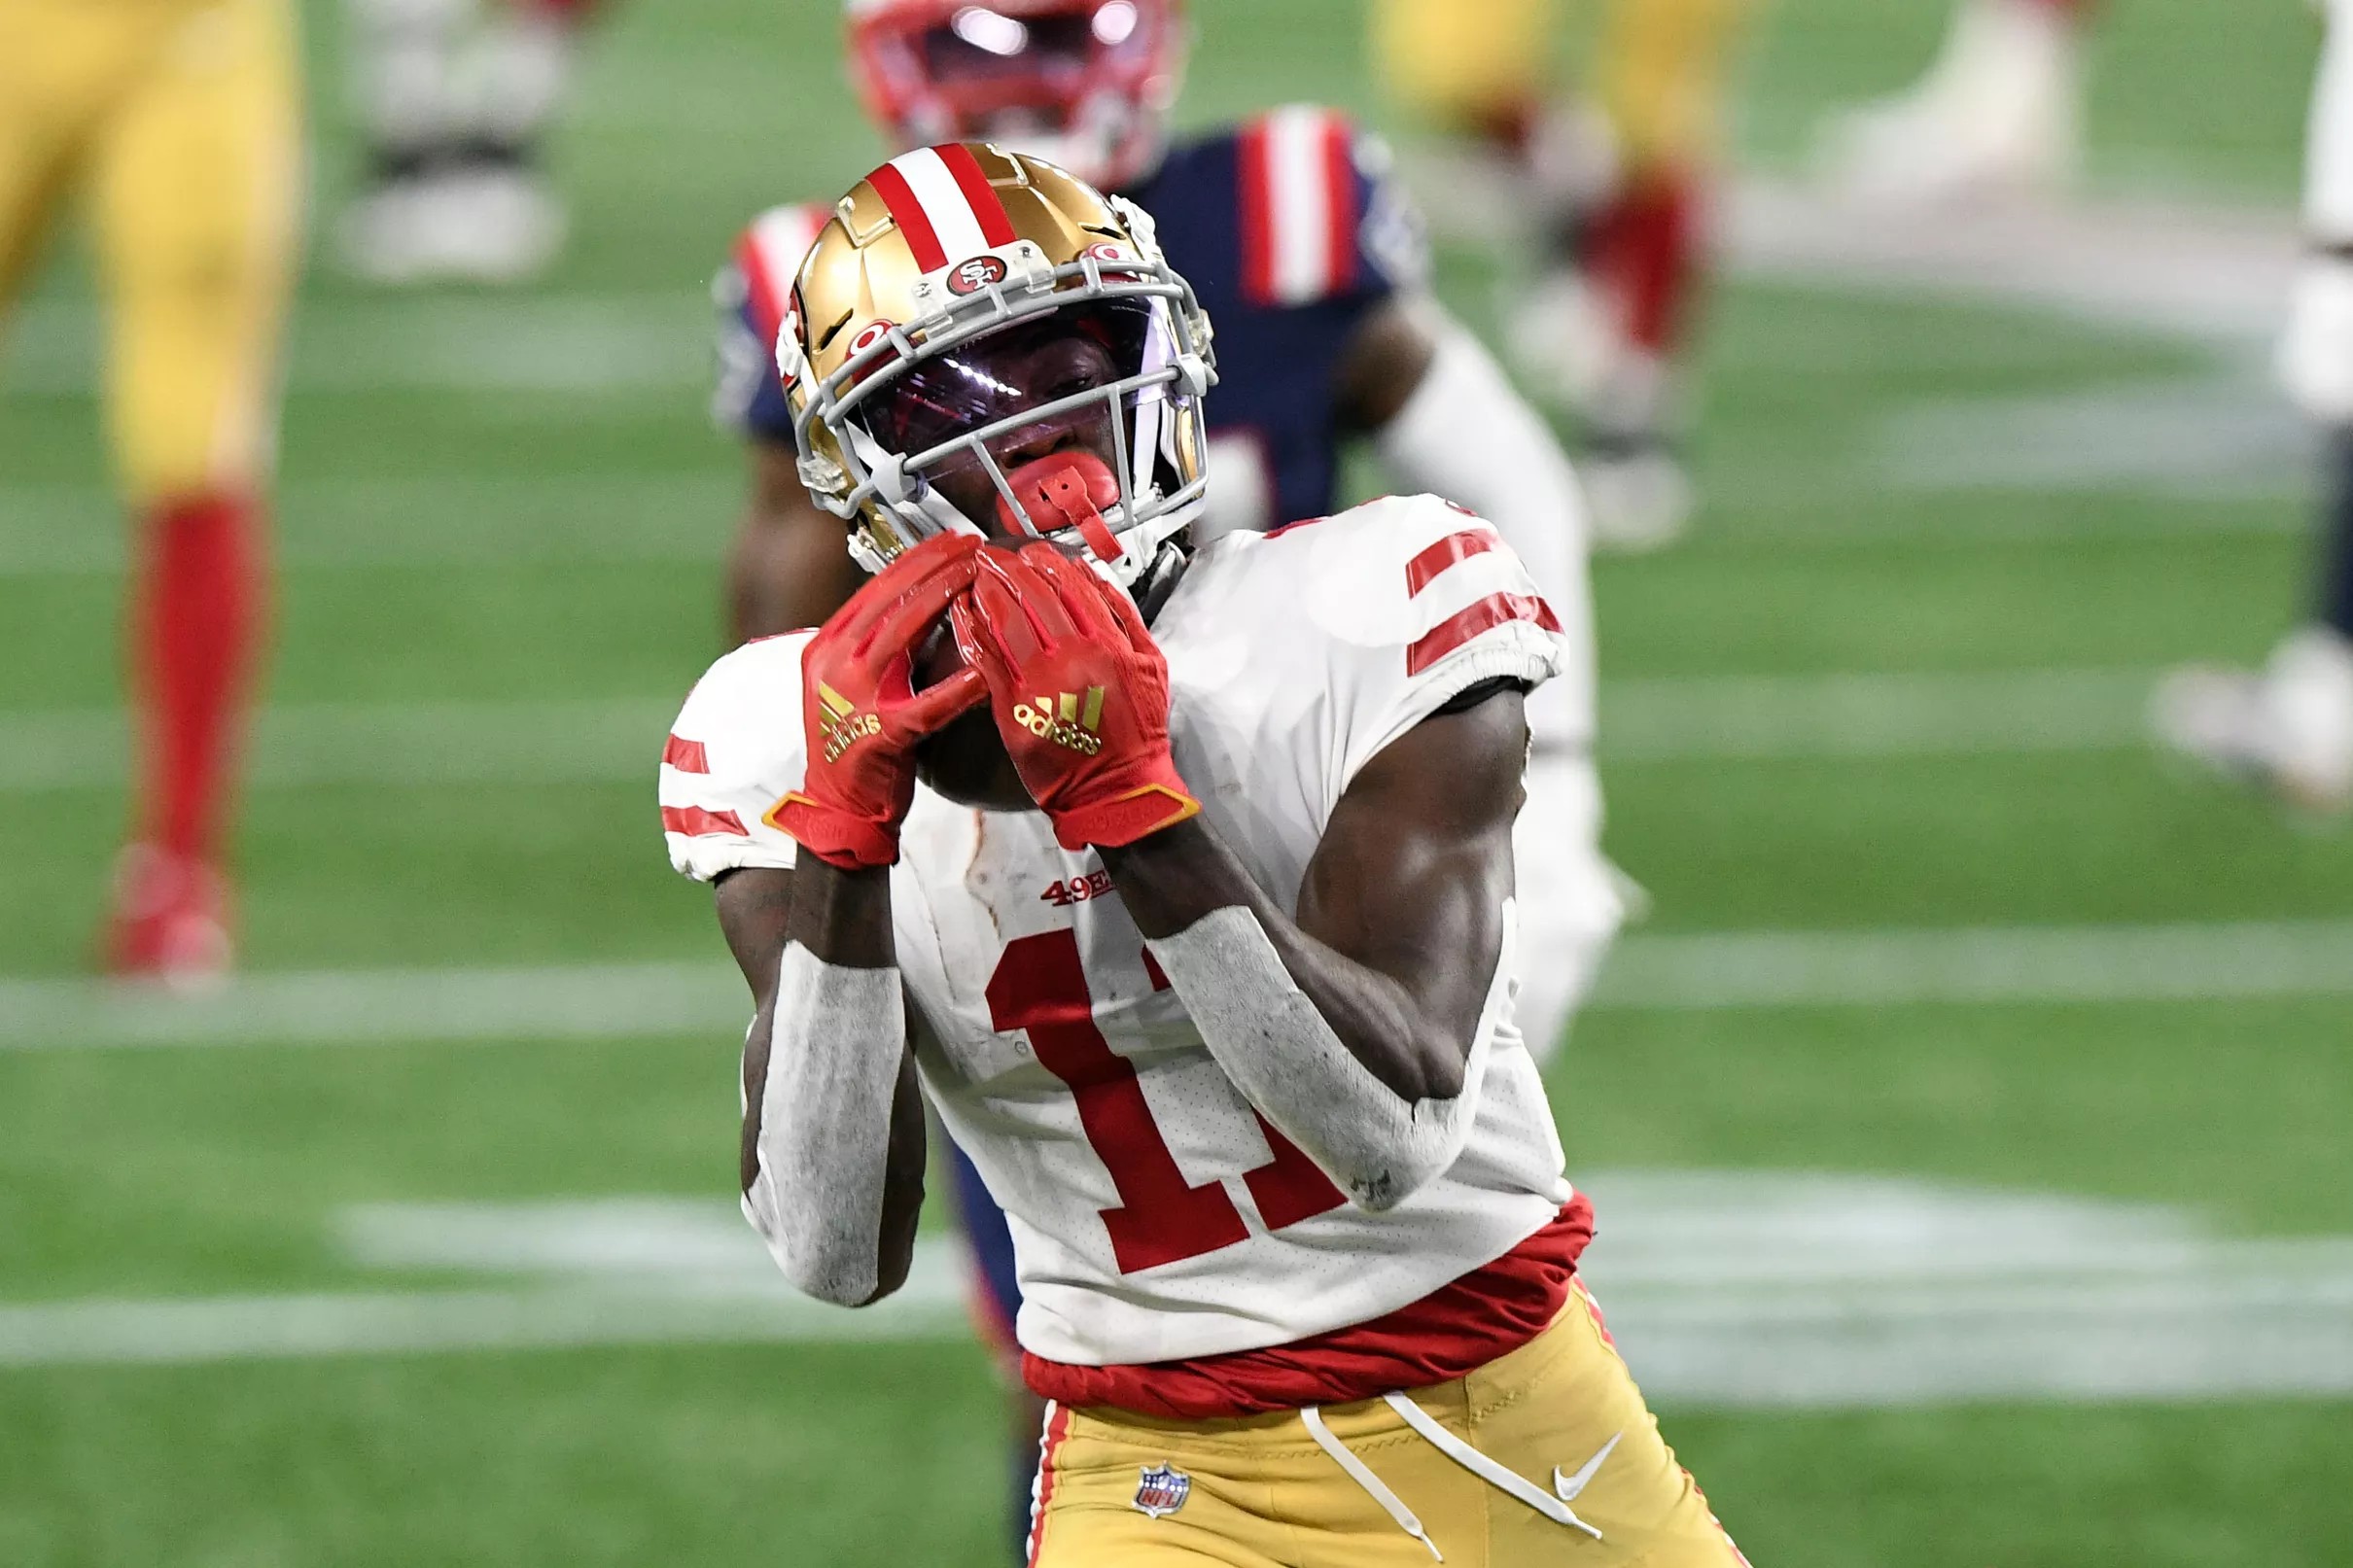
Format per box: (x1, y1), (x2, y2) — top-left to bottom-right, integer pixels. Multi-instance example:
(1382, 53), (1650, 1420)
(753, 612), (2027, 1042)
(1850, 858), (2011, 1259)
(1577, 442), (1693, 554)
(2152, 627), (2353, 814)
(1817, 0), (2083, 207)
(338, 165), (566, 287)
(1510, 269), (1628, 423)
(424, 164), (567, 283)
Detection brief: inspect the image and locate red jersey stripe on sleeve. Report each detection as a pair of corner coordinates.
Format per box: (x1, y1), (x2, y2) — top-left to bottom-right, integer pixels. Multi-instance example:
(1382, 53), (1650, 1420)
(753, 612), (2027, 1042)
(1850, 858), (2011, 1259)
(733, 229), (785, 346)
(938, 142), (1019, 247)
(1403, 527), (1498, 598)
(661, 804), (748, 838)
(1237, 121), (1278, 306)
(1320, 116), (1360, 297)
(865, 159), (948, 272)
(662, 734), (711, 774)
(1406, 591), (1563, 676)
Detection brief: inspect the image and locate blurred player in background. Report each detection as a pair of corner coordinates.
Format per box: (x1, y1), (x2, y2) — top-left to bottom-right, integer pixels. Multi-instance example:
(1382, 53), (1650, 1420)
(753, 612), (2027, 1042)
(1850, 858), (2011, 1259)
(338, 0), (593, 283)
(710, 0), (1620, 1547)
(1817, 0), (2091, 204)
(1370, 0), (1751, 549)
(0, 0), (300, 981)
(2155, 0), (2353, 813)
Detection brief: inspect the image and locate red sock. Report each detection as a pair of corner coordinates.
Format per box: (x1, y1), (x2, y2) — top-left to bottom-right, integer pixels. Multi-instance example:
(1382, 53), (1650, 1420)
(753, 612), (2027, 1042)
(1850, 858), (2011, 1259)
(131, 492), (268, 868)
(1585, 170), (1702, 360)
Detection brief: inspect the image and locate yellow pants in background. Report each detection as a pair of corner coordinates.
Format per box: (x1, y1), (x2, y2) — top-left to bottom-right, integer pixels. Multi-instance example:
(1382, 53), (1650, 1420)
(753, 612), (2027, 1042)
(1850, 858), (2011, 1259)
(0, 0), (300, 502)
(1371, 0), (1750, 173)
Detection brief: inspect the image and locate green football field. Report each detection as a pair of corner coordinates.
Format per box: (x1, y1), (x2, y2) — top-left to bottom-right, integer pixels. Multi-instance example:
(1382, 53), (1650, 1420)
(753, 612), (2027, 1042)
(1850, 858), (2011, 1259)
(5, 0), (2352, 1563)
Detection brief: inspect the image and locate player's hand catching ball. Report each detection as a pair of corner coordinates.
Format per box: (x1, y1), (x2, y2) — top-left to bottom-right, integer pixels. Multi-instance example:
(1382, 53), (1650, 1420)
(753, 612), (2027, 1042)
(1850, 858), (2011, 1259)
(768, 533), (989, 868)
(951, 543), (1201, 851)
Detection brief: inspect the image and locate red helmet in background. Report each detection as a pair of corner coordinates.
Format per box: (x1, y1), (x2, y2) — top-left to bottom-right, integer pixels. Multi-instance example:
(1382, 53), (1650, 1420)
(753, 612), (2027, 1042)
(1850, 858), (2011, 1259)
(846, 0), (1188, 191)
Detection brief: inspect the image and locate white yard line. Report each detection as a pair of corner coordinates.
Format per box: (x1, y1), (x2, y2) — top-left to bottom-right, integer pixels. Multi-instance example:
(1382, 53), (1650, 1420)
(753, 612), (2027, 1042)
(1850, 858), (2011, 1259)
(0, 473), (733, 577)
(2, 292), (711, 396)
(0, 699), (680, 792)
(1595, 921), (2353, 1010)
(0, 1264), (969, 1370)
(1598, 667), (2159, 761)
(4, 919), (2350, 1053)
(6, 1177), (2351, 1407)
(1723, 178), (2299, 346)
(0, 668), (2182, 792)
(0, 962), (745, 1051)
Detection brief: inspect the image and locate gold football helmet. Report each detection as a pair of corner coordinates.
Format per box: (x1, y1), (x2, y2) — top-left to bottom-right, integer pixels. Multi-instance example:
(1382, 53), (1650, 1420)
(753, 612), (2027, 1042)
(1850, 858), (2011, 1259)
(777, 142), (1215, 585)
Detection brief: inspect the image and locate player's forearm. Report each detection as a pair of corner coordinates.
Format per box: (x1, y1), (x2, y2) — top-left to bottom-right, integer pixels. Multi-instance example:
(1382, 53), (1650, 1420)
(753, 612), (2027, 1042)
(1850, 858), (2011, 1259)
(741, 862), (925, 1305)
(1105, 819), (1457, 1097)
(1103, 820), (1491, 1210)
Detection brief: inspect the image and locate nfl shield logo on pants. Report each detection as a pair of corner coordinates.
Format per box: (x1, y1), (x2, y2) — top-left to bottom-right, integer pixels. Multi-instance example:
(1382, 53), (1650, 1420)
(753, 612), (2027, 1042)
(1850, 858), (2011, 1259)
(1133, 1463), (1191, 1519)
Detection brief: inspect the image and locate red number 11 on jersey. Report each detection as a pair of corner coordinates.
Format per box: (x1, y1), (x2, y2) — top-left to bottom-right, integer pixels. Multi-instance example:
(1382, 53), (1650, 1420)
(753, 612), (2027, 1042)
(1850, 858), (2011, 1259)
(986, 928), (1346, 1273)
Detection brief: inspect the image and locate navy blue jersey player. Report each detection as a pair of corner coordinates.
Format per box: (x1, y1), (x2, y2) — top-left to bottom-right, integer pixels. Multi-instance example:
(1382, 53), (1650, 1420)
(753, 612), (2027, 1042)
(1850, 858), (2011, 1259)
(702, 0), (1622, 1551)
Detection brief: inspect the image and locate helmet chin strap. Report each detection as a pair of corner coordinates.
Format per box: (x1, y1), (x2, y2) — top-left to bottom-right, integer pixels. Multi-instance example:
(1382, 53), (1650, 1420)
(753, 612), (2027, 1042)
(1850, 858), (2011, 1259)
(1000, 451), (1130, 566)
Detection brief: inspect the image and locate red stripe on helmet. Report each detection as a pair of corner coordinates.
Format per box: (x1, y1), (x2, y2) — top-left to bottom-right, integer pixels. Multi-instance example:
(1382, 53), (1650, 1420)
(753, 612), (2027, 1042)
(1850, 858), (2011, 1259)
(865, 159), (948, 272)
(938, 142), (1019, 248)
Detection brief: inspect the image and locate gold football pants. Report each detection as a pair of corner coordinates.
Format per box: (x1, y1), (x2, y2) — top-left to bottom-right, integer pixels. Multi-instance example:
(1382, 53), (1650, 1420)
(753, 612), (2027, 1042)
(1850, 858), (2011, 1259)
(0, 0), (300, 502)
(1028, 1284), (1749, 1567)
(1370, 0), (1750, 174)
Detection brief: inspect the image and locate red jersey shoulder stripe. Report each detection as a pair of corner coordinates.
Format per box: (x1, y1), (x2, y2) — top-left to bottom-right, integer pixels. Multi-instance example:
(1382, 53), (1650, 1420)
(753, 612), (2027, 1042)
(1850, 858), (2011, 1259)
(1237, 107), (1361, 307)
(1406, 591), (1563, 676)
(662, 734), (711, 774)
(1404, 526), (1498, 598)
(733, 204), (825, 345)
(661, 804), (748, 838)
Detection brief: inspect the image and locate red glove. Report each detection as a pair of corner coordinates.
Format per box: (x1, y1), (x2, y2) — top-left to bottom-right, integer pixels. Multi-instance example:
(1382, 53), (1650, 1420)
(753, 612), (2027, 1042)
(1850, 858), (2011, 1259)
(766, 534), (989, 868)
(950, 542), (1201, 851)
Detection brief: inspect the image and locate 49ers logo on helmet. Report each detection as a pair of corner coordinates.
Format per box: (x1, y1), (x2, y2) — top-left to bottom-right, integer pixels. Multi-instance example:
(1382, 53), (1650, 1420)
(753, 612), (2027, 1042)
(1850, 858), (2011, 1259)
(947, 255), (1010, 296)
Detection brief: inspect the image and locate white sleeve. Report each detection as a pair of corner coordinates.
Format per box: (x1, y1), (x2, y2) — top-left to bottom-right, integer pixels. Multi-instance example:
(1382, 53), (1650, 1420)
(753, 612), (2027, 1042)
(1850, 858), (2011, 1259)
(2310, 1), (2353, 243)
(659, 635), (814, 883)
(1304, 495), (1568, 796)
(2286, 4), (2353, 425)
(1372, 312), (1598, 751)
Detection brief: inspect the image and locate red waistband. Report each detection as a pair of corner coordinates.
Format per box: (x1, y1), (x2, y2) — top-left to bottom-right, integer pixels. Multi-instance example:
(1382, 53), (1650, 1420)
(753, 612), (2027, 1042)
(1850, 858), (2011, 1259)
(1022, 1193), (1595, 1420)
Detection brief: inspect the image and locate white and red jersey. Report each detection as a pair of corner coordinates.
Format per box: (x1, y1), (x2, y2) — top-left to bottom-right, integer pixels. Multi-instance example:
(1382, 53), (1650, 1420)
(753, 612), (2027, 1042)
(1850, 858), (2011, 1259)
(662, 495), (1578, 1368)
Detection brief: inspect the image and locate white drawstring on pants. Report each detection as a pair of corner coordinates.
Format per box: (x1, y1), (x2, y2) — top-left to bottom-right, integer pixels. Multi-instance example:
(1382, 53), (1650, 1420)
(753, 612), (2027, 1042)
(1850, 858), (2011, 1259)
(1299, 1395), (1606, 1561)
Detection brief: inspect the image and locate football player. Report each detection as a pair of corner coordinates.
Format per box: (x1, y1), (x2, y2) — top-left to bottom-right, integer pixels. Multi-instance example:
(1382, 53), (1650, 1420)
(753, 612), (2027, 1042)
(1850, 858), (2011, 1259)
(663, 143), (1748, 1567)
(1369, 0), (1752, 549)
(1817, 0), (2091, 204)
(0, 0), (300, 979)
(2154, 0), (2353, 810)
(718, 0), (1615, 1077)
(710, 6), (1626, 1539)
(338, 0), (592, 283)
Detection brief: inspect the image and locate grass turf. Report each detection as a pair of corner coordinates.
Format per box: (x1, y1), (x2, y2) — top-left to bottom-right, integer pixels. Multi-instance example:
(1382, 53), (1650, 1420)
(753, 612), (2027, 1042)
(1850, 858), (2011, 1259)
(2, 0), (2348, 1561)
